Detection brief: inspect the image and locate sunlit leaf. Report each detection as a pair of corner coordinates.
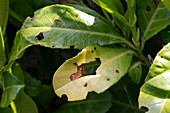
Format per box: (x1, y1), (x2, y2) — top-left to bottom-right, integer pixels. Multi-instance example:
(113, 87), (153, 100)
(53, 45), (134, 101)
(162, 0), (170, 11)
(139, 43), (170, 113)
(137, 0), (170, 41)
(21, 4), (125, 49)
(0, 27), (6, 68)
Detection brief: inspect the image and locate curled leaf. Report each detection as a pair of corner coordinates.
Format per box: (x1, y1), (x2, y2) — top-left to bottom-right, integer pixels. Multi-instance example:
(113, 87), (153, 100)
(53, 46), (134, 101)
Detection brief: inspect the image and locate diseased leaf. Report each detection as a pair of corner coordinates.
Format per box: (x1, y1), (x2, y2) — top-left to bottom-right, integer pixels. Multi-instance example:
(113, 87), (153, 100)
(137, 0), (170, 41)
(21, 4), (125, 49)
(53, 45), (134, 101)
(139, 43), (170, 112)
(162, 0), (170, 11)
(0, 0), (9, 34)
(0, 71), (24, 107)
(53, 91), (112, 113)
(128, 60), (142, 84)
(13, 90), (38, 113)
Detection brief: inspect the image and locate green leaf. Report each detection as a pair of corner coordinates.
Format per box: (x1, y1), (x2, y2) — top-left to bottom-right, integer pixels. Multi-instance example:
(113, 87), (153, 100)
(53, 91), (112, 113)
(0, 71), (24, 107)
(24, 73), (42, 97)
(0, 0), (9, 34)
(9, 0), (34, 27)
(128, 60), (142, 84)
(9, 31), (32, 63)
(53, 45), (134, 101)
(0, 27), (6, 68)
(21, 4), (125, 49)
(13, 90), (38, 113)
(0, 107), (13, 113)
(139, 43), (170, 112)
(139, 84), (170, 113)
(160, 25), (170, 44)
(137, 0), (170, 42)
(162, 0), (170, 11)
(92, 0), (130, 26)
(11, 63), (24, 82)
(108, 76), (145, 113)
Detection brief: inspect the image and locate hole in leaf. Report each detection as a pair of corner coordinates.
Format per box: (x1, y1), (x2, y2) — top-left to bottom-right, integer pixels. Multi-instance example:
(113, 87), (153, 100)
(61, 94), (68, 101)
(84, 83), (88, 87)
(36, 32), (44, 41)
(70, 58), (101, 81)
(91, 50), (94, 53)
(70, 45), (75, 49)
(161, 56), (163, 58)
(116, 70), (119, 73)
(52, 45), (55, 48)
(146, 6), (151, 12)
(140, 106), (149, 112)
(54, 19), (63, 26)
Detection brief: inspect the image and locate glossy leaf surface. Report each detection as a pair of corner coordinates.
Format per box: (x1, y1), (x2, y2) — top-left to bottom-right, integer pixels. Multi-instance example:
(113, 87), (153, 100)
(139, 43), (170, 112)
(21, 4), (125, 49)
(53, 91), (112, 113)
(0, 72), (24, 107)
(13, 90), (38, 113)
(162, 0), (170, 11)
(53, 45), (134, 101)
(137, 0), (170, 41)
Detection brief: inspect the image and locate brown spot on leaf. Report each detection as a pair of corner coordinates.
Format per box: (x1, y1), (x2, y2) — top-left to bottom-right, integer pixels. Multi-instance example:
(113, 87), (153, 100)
(36, 32), (44, 40)
(84, 83), (88, 87)
(47, 37), (50, 40)
(54, 19), (63, 26)
(30, 18), (33, 21)
(116, 70), (119, 73)
(74, 13), (79, 18)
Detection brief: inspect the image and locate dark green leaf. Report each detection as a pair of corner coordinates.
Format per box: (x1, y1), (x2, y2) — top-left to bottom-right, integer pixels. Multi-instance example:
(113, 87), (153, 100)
(21, 4), (125, 49)
(128, 60), (142, 84)
(160, 25), (170, 44)
(9, 0), (34, 27)
(137, 0), (170, 41)
(13, 90), (38, 113)
(24, 73), (42, 97)
(108, 76), (145, 113)
(11, 63), (24, 82)
(53, 91), (112, 113)
(0, 71), (24, 107)
(0, 27), (6, 68)
(0, 107), (13, 113)
(139, 43), (170, 112)
(0, 0), (9, 34)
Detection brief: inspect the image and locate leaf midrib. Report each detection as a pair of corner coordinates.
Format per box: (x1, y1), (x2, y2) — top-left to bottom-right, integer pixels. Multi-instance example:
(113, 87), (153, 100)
(21, 27), (123, 40)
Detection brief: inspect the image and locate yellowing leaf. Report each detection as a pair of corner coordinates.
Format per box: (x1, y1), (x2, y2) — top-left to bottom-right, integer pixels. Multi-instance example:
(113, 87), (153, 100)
(53, 46), (134, 101)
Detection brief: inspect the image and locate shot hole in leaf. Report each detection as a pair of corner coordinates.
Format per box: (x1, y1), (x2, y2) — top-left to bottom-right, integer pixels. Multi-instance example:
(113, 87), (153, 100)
(54, 19), (63, 26)
(94, 47), (96, 51)
(116, 70), (119, 73)
(70, 45), (75, 49)
(61, 94), (68, 101)
(52, 45), (55, 48)
(91, 50), (94, 53)
(161, 56), (163, 58)
(84, 83), (88, 87)
(107, 78), (110, 81)
(146, 6), (151, 12)
(140, 106), (149, 112)
(36, 32), (44, 41)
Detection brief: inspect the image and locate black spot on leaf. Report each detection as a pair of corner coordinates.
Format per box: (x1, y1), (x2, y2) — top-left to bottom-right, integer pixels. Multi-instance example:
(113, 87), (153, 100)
(116, 70), (119, 73)
(161, 56), (163, 58)
(36, 32), (44, 40)
(146, 6), (151, 12)
(94, 47), (96, 51)
(54, 19), (63, 26)
(84, 83), (88, 87)
(107, 78), (110, 81)
(91, 50), (94, 53)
